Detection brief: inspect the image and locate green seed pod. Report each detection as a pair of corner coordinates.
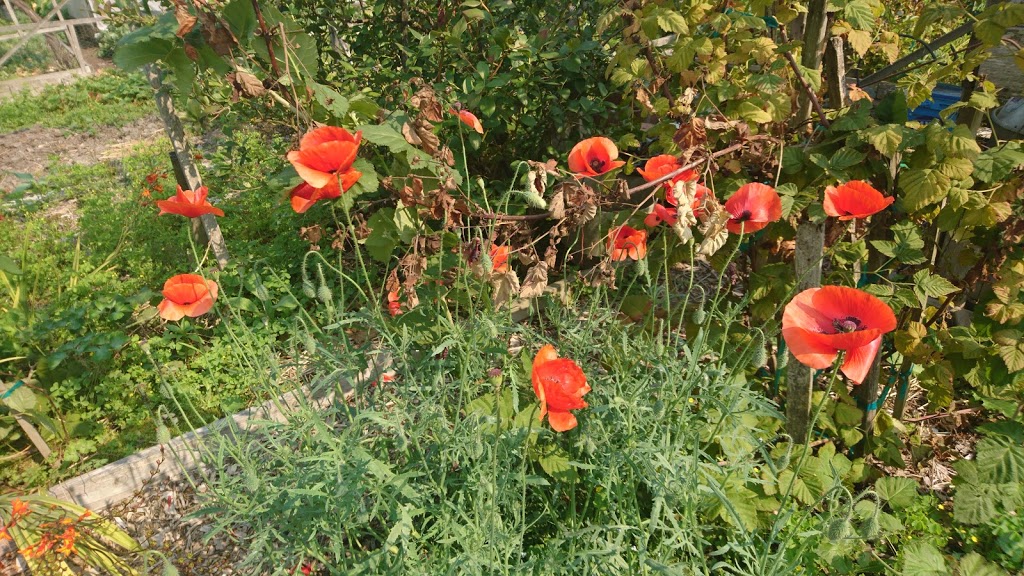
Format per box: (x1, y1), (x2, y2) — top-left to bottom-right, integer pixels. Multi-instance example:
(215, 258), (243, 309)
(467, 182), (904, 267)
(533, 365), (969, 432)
(825, 518), (849, 541)
(305, 333), (317, 355)
(156, 423), (171, 445)
(316, 285), (333, 303)
(748, 334), (767, 368)
(693, 304), (706, 325)
(302, 279), (316, 299)
(860, 513), (880, 539)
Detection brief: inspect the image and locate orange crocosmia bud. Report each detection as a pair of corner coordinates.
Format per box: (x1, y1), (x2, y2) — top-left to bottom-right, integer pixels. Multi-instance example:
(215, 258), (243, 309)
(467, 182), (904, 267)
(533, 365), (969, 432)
(530, 345), (590, 432)
(10, 499), (29, 518)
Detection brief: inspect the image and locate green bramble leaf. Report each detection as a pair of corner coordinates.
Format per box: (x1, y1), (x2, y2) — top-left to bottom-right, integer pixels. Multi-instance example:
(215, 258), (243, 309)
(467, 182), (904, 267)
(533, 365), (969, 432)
(945, 125), (982, 160)
(222, 0), (257, 43)
(365, 208), (400, 263)
(845, 0), (881, 29)
(538, 446), (576, 482)
(919, 361), (954, 408)
(831, 101), (871, 131)
(953, 483), (1015, 525)
(900, 168), (951, 212)
(900, 541), (948, 576)
(956, 553), (1007, 576)
(862, 125), (902, 157)
(973, 143), (1024, 184)
(913, 269), (958, 306)
(975, 435), (1024, 484)
(876, 476), (919, 509)
(656, 9), (689, 34)
(310, 82), (350, 119)
(870, 221), (926, 265)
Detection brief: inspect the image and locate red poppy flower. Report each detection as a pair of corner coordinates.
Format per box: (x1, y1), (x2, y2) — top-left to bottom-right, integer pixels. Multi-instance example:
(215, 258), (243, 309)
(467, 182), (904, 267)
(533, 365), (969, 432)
(157, 274), (218, 321)
(823, 180), (894, 220)
(607, 225), (647, 261)
(287, 126), (363, 202)
(288, 182), (332, 214)
(724, 183), (782, 234)
(490, 244), (510, 274)
(567, 137), (625, 177)
(387, 288), (402, 317)
(156, 185), (225, 218)
(636, 155), (697, 188)
(782, 286), (897, 384)
(451, 108), (484, 134)
(531, 344), (590, 432)
(644, 202), (679, 227)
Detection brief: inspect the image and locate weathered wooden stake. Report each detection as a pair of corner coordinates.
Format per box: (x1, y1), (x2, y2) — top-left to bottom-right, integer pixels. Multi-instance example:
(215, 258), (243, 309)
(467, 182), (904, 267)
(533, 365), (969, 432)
(144, 64), (230, 269)
(786, 220), (825, 443)
(794, 0), (829, 128)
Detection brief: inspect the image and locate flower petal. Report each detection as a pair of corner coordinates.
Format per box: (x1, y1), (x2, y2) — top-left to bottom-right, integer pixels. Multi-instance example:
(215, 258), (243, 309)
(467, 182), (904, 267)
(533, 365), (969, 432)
(300, 126), (361, 149)
(840, 336), (883, 384)
(782, 326), (838, 369)
(547, 410), (578, 432)
(812, 286), (897, 333)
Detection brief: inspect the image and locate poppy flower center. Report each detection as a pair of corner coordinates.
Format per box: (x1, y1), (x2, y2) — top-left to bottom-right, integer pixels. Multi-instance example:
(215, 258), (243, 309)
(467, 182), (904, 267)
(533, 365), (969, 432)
(832, 316), (863, 333)
(589, 158), (606, 172)
(733, 209), (752, 222)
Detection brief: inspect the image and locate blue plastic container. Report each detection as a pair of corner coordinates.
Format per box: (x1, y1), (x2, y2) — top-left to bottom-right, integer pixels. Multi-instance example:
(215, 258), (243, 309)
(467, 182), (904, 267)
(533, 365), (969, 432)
(907, 83), (962, 122)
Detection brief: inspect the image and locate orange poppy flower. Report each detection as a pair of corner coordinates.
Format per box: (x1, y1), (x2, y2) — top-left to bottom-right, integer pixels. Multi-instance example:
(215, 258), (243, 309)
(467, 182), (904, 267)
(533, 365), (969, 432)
(287, 126), (363, 201)
(531, 344), (590, 432)
(724, 182), (782, 234)
(156, 185), (225, 218)
(451, 108), (484, 134)
(0, 527), (10, 542)
(490, 244), (510, 274)
(567, 136), (625, 177)
(782, 286), (897, 384)
(157, 274), (218, 321)
(607, 225), (647, 261)
(823, 180), (894, 220)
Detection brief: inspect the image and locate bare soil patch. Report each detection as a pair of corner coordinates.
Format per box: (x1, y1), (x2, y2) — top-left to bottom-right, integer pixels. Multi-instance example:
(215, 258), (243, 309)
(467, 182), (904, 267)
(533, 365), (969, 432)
(0, 115), (164, 193)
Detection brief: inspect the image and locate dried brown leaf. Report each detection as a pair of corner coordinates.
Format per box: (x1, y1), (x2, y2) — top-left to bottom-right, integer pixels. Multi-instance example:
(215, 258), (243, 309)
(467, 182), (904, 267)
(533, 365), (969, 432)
(173, 2), (198, 38)
(519, 262), (549, 299)
(491, 270), (521, 309)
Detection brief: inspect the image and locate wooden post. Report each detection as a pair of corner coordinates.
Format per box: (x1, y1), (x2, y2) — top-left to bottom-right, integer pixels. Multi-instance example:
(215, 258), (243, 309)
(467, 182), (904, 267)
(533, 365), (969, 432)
(853, 210), (891, 455)
(786, 220), (825, 443)
(794, 0), (829, 128)
(145, 64), (230, 269)
(825, 36), (848, 109)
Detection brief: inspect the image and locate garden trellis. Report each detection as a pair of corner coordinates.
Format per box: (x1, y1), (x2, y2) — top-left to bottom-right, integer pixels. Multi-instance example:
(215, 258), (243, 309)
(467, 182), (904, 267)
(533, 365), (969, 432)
(0, 0), (98, 96)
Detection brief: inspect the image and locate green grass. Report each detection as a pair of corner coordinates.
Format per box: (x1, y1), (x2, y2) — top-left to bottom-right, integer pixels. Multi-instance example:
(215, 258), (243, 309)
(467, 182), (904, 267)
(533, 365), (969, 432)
(0, 69), (154, 133)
